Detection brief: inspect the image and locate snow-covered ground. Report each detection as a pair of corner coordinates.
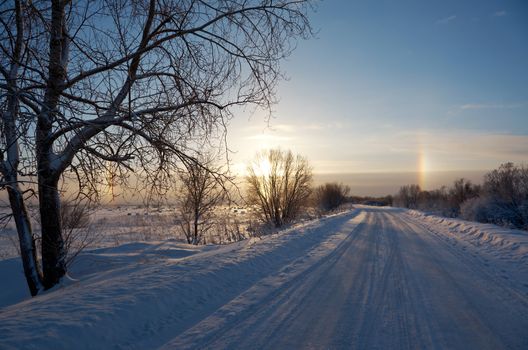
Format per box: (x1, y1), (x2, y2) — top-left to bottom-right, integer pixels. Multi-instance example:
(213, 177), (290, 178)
(0, 204), (255, 261)
(1, 206), (527, 349)
(406, 209), (528, 267)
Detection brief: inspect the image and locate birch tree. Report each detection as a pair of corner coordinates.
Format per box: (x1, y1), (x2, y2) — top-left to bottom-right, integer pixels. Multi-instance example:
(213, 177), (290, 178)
(0, 0), (313, 294)
(0, 0), (43, 295)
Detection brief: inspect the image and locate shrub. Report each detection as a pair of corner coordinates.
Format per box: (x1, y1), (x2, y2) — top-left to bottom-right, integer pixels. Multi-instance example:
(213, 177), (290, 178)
(314, 182), (350, 212)
(460, 195), (526, 229)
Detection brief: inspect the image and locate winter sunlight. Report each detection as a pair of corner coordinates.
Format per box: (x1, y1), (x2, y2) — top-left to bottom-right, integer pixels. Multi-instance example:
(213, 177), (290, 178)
(1, 1), (527, 349)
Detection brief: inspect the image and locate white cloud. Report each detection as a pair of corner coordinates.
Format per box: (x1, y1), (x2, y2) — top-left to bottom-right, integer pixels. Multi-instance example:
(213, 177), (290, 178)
(229, 112), (528, 178)
(493, 10), (507, 17)
(460, 103), (522, 110)
(436, 15), (456, 24)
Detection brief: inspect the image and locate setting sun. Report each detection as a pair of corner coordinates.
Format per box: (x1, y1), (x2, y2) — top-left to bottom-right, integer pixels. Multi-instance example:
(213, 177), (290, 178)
(255, 158), (272, 177)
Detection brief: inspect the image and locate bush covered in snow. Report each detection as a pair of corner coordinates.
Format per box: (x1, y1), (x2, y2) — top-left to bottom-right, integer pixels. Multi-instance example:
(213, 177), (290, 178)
(395, 163), (528, 230)
(460, 163), (528, 230)
(394, 178), (479, 217)
(460, 196), (515, 225)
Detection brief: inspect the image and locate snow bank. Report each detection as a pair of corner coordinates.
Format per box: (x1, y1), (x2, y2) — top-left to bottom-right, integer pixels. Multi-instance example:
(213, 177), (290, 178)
(0, 210), (361, 349)
(406, 209), (528, 266)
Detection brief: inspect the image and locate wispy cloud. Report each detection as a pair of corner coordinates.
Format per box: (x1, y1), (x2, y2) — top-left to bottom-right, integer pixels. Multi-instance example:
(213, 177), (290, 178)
(247, 122), (345, 133)
(436, 15), (456, 25)
(269, 123), (295, 132)
(302, 122), (344, 131)
(460, 103), (523, 110)
(245, 134), (292, 142)
(493, 10), (507, 17)
(379, 129), (528, 166)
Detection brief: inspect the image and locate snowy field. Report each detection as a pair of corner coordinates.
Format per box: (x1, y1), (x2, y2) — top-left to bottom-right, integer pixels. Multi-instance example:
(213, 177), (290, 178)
(1, 206), (527, 349)
(0, 204), (255, 260)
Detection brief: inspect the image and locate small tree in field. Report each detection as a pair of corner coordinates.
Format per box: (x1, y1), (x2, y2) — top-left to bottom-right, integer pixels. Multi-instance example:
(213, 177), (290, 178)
(177, 157), (227, 245)
(246, 149), (312, 227)
(314, 182), (350, 212)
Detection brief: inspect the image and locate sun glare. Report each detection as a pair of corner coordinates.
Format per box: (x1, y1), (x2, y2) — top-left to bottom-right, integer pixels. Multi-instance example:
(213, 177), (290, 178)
(101, 167), (116, 202)
(256, 158), (272, 177)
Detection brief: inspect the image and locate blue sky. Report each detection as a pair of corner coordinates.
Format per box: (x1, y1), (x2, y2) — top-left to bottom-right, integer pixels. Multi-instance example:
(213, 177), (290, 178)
(228, 0), (528, 194)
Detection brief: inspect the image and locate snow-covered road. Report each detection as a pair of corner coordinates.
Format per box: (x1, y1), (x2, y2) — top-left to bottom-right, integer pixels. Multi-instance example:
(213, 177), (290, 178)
(164, 207), (528, 349)
(1, 207), (527, 349)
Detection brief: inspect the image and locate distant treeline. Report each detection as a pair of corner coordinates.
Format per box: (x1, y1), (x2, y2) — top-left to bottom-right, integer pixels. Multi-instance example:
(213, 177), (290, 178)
(348, 195), (393, 207)
(393, 162), (528, 230)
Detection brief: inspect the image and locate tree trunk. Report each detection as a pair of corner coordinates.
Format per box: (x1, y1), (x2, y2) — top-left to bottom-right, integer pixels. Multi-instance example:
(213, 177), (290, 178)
(0, 0), (43, 296)
(193, 212), (199, 245)
(36, 0), (67, 289)
(6, 183), (43, 296)
(39, 177), (66, 289)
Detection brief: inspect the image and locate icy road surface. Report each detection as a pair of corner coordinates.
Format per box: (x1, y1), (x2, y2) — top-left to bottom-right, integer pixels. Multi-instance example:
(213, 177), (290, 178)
(1, 207), (527, 349)
(164, 207), (528, 349)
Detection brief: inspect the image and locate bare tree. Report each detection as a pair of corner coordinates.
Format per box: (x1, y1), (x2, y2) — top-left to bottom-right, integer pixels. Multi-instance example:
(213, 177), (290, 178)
(416, 187), (450, 215)
(0, 1), (313, 293)
(59, 197), (98, 268)
(0, 0), (43, 295)
(314, 182), (350, 212)
(177, 156), (227, 245)
(395, 184), (421, 209)
(479, 163), (528, 229)
(246, 149), (312, 227)
(396, 184), (422, 209)
(60, 198), (91, 232)
(448, 178), (480, 216)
